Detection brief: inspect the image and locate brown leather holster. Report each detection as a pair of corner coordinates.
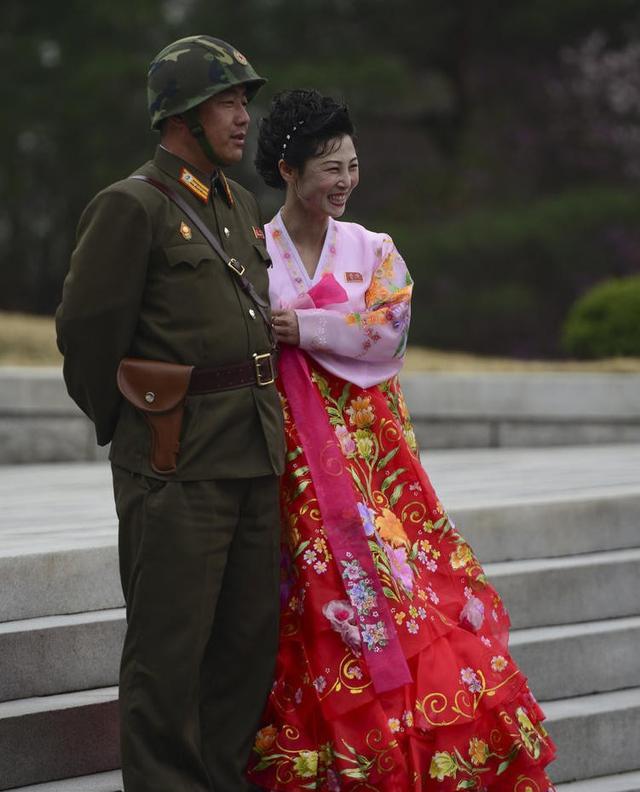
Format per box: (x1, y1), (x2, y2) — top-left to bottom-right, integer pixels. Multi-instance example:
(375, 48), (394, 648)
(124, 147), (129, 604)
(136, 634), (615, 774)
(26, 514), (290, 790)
(117, 358), (194, 475)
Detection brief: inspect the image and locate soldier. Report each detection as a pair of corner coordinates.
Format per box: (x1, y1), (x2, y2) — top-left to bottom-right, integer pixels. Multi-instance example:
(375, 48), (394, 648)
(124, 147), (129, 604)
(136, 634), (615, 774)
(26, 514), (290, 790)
(56, 36), (285, 792)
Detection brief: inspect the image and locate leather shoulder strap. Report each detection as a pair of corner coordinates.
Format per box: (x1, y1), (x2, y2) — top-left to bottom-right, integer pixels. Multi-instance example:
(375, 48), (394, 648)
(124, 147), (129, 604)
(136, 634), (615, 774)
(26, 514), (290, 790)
(130, 175), (275, 346)
(132, 174), (230, 263)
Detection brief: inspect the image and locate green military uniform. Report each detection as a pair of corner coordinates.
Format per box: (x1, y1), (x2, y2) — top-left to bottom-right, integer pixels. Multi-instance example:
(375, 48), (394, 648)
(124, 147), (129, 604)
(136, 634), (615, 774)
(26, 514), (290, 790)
(56, 37), (284, 792)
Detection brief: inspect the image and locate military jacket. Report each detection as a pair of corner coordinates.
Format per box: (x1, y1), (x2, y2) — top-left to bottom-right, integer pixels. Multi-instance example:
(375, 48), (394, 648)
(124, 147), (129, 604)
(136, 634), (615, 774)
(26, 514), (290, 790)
(56, 146), (285, 480)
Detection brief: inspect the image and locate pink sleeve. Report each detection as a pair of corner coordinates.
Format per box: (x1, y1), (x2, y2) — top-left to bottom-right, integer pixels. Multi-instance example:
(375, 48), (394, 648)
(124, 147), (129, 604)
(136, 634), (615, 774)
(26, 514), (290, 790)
(296, 237), (412, 362)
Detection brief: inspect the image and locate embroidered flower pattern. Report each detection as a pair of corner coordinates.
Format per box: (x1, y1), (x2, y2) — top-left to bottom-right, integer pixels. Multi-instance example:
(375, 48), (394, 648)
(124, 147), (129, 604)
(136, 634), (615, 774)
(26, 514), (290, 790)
(460, 667), (483, 694)
(337, 558), (388, 651)
(346, 396), (375, 429)
(375, 508), (409, 547)
(324, 238), (414, 358)
(429, 751), (458, 781)
(406, 619), (419, 634)
(357, 501), (376, 536)
(460, 596), (485, 631)
(334, 424), (356, 456)
(270, 215), (338, 298)
(385, 544), (414, 592)
(387, 717), (401, 733)
(249, 343), (555, 790)
(347, 578), (377, 614)
(313, 676), (327, 694)
(450, 542), (474, 569)
(254, 725), (277, 753)
(426, 585), (440, 604)
(361, 620), (388, 651)
(354, 429), (374, 459)
(491, 655), (508, 672)
(469, 737), (490, 766)
(294, 749), (318, 778)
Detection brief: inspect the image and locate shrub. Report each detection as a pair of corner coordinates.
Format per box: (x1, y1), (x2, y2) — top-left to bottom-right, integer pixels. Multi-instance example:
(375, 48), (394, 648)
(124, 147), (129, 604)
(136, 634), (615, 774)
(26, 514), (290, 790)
(562, 276), (640, 358)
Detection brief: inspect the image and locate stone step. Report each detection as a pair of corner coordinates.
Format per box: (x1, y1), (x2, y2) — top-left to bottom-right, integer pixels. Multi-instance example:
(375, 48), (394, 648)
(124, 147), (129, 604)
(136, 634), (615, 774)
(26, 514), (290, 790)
(455, 491), (640, 563)
(6, 534), (638, 628)
(0, 545), (123, 622)
(3, 605), (637, 710)
(7, 770), (123, 792)
(510, 615), (640, 701)
(14, 768), (640, 792)
(0, 609), (125, 702)
(1, 458), (639, 622)
(7, 771), (640, 792)
(486, 547), (640, 629)
(424, 444), (640, 508)
(546, 686), (640, 784)
(557, 770), (640, 791)
(0, 688), (119, 790)
(3, 685), (639, 789)
(0, 449), (638, 787)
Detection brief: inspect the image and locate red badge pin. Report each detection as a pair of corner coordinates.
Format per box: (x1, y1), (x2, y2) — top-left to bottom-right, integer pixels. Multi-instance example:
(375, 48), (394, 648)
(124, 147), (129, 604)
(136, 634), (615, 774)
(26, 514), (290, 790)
(253, 226), (265, 240)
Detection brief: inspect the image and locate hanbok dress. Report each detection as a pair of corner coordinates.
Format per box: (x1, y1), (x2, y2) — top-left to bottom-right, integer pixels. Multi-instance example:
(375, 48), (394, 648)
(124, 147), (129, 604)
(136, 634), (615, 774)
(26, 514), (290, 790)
(247, 211), (556, 791)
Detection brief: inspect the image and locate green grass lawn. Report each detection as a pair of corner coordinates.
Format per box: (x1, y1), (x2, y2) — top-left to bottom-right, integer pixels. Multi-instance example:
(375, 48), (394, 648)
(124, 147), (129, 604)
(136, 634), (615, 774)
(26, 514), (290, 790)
(2, 311), (640, 372)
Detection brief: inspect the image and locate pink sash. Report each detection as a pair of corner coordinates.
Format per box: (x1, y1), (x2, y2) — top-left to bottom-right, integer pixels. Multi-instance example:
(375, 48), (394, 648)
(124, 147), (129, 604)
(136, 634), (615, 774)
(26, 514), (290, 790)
(279, 276), (411, 693)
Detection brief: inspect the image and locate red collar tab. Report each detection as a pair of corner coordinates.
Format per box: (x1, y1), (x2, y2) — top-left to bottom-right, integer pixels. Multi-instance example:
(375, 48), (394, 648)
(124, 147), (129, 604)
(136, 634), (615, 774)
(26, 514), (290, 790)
(216, 171), (235, 207)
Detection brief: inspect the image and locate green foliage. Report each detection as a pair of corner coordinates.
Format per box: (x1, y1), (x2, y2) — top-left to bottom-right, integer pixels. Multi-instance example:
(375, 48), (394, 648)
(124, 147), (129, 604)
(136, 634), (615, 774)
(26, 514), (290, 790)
(1, 0), (640, 356)
(562, 275), (640, 358)
(384, 188), (640, 357)
(0, 0), (175, 313)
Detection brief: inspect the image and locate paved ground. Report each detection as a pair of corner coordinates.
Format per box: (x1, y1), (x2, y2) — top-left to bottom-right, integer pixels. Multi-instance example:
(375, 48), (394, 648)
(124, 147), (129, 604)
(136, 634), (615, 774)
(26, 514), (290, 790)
(1, 444), (639, 556)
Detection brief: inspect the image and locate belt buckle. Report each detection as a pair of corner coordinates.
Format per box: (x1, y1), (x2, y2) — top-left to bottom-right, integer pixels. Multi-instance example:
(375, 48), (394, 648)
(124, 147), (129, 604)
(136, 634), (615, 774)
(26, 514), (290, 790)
(253, 352), (275, 386)
(227, 257), (246, 277)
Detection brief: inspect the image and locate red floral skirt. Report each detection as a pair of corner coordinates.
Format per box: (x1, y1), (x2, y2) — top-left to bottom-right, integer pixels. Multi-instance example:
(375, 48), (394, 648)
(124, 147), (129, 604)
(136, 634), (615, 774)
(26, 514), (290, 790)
(247, 361), (556, 791)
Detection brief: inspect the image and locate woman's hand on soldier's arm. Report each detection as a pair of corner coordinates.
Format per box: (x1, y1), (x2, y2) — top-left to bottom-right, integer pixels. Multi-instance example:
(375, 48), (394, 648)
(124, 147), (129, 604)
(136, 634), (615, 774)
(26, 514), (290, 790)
(272, 309), (300, 346)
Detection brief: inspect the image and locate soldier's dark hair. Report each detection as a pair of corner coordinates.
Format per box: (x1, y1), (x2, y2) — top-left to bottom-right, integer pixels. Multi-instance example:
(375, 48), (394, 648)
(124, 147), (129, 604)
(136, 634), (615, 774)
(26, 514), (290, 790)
(255, 89), (355, 189)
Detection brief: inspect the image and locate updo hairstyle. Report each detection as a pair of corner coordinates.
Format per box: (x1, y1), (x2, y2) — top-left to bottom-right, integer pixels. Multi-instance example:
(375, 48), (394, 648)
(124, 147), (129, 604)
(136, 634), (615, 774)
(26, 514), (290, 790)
(255, 89), (355, 189)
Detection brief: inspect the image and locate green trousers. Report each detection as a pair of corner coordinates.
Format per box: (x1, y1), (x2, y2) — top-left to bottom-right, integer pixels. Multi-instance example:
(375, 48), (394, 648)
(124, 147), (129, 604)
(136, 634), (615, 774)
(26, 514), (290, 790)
(112, 466), (280, 792)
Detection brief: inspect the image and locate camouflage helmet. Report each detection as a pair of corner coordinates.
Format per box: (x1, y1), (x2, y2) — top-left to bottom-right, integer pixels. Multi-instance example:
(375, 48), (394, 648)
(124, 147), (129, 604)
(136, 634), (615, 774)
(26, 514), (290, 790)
(147, 35), (266, 130)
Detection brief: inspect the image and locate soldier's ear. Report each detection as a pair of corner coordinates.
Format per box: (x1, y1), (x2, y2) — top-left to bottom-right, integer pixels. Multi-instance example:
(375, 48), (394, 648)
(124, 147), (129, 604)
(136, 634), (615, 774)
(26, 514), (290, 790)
(278, 159), (296, 185)
(165, 115), (188, 132)
(160, 115), (189, 143)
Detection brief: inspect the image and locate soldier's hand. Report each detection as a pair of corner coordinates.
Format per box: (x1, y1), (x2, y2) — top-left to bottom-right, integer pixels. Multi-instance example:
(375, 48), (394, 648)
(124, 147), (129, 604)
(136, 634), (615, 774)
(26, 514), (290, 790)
(272, 309), (300, 346)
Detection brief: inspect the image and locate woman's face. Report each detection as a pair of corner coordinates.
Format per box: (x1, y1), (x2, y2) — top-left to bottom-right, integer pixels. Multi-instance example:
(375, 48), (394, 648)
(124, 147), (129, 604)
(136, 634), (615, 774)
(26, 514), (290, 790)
(292, 135), (359, 218)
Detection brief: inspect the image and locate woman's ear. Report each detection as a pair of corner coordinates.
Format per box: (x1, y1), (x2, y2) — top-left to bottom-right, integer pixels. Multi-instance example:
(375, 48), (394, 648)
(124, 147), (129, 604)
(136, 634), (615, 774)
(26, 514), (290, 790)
(278, 158), (296, 185)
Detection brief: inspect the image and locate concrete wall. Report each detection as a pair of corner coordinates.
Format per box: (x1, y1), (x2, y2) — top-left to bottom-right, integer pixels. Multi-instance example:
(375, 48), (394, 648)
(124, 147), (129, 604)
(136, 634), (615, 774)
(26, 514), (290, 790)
(0, 368), (108, 464)
(401, 371), (640, 449)
(1, 366), (639, 464)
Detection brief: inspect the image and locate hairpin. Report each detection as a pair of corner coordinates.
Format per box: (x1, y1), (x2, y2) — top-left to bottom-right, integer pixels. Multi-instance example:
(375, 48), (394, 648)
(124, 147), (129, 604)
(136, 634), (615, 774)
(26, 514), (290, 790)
(281, 120), (305, 160)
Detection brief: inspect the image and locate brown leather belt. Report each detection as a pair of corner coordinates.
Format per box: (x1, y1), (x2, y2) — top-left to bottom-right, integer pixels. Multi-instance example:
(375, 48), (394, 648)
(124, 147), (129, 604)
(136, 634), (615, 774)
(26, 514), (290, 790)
(188, 351), (277, 394)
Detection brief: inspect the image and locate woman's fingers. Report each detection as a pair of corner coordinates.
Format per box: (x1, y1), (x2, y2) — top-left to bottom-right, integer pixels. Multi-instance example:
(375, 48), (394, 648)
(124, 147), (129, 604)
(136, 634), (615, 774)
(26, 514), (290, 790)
(272, 310), (300, 345)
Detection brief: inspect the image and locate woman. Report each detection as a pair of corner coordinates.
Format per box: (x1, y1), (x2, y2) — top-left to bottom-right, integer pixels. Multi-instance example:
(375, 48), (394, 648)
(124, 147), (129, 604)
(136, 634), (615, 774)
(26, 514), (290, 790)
(247, 89), (556, 791)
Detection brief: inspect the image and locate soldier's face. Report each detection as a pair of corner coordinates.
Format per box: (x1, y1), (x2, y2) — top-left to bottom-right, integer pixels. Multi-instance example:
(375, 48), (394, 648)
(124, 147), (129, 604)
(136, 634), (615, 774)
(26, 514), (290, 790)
(198, 86), (250, 166)
(293, 135), (359, 219)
